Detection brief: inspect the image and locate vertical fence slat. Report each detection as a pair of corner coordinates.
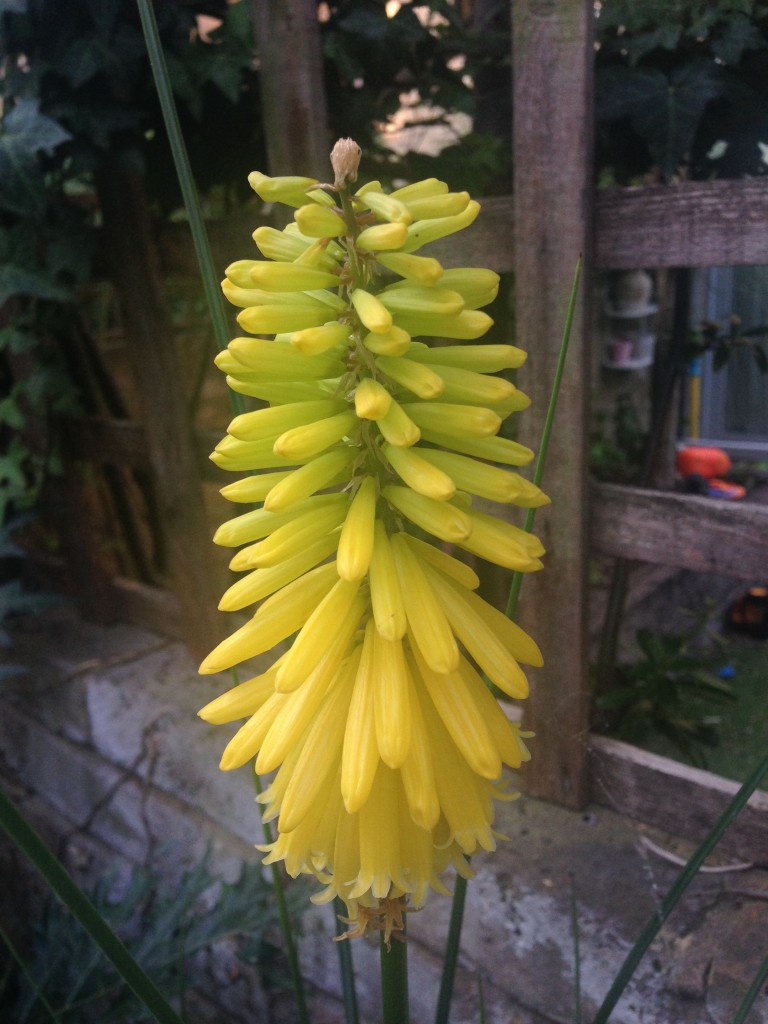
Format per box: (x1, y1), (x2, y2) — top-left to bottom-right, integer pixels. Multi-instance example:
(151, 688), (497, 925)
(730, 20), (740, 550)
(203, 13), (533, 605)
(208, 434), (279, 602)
(512, 0), (593, 807)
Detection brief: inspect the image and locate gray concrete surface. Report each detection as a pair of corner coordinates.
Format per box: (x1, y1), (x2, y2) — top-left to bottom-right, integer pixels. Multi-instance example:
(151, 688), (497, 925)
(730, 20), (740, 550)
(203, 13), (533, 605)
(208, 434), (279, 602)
(1, 605), (766, 1023)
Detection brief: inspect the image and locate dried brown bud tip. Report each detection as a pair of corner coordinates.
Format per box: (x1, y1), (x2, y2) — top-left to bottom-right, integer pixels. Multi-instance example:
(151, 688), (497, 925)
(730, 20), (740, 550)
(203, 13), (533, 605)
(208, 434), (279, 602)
(331, 137), (362, 191)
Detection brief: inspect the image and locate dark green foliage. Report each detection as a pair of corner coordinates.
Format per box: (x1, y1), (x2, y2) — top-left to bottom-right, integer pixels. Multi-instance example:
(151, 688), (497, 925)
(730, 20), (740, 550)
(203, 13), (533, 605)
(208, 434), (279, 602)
(2, 851), (307, 1023)
(595, 625), (737, 767)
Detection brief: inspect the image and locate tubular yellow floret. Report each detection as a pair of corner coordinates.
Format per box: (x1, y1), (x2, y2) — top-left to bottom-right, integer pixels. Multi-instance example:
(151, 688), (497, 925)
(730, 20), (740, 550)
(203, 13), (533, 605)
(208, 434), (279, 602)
(436, 268), (499, 308)
(368, 522), (407, 641)
(402, 191), (470, 220)
(274, 411), (358, 461)
(416, 448), (545, 505)
(431, 363), (517, 405)
(372, 630), (412, 769)
(379, 286), (465, 317)
(351, 288), (393, 334)
(294, 203), (347, 238)
(264, 447), (353, 511)
(355, 222), (409, 252)
(375, 355), (444, 399)
(376, 251), (444, 285)
(228, 400), (346, 442)
(382, 443), (456, 501)
(402, 533), (480, 590)
(220, 470), (294, 504)
(408, 341), (527, 372)
(401, 199), (481, 253)
(362, 325), (411, 356)
(212, 494), (345, 548)
(291, 321), (351, 355)
(198, 664), (280, 724)
(358, 189), (412, 224)
(402, 402), (501, 438)
(383, 484), (471, 543)
(341, 624), (380, 813)
(411, 428), (535, 467)
(377, 399), (421, 448)
(390, 177), (448, 202)
(248, 262), (339, 291)
(239, 501), (348, 568)
(391, 532), (459, 674)
(394, 309), (493, 340)
(337, 476), (378, 581)
(354, 377), (392, 420)
(218, 532), (339, 611)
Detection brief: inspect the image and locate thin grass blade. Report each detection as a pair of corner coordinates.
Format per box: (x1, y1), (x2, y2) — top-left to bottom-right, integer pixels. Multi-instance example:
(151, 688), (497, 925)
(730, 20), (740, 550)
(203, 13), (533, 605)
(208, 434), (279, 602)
(730, 953), (768, 1024)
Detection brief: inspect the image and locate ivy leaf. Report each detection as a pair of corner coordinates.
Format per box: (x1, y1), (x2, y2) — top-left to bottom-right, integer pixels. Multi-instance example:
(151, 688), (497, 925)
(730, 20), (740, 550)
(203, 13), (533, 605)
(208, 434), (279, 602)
(3, 98), (71, 156)
(710, 13), (765, 65)
(0, 265), (70, 306)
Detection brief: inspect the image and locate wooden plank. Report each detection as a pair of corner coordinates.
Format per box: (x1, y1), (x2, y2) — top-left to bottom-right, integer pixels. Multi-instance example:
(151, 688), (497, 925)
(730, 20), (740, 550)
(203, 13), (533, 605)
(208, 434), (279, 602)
(589, 734), (768, 866)
(591, 482), (768, 578)
(512, 0), (593, 808)
(596, 179), (768, 270)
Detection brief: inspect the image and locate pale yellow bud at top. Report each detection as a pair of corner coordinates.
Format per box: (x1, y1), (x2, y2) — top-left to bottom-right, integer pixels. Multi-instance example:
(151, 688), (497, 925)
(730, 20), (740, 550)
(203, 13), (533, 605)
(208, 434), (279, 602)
(330, 137), (362, 190)
(362, 325), (411, 356)
(354, 377), (391, 420)
(355, 222), (409, 252)
(294, 203), (347, 239)
(351, 288), (392, 334)
(337, 476), (377, 581)
(376, 251), (444, 285)
(249, 171), (319, 208)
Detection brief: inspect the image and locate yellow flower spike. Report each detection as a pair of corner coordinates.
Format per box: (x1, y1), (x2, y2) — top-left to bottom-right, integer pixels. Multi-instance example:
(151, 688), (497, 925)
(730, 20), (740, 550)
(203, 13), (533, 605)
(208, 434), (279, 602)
(212, 493), (346, 548)
(248, 170), (319, 207)
(372, 629), (412, 769)
(219, 689), (291, 771)
(401, 190), (470, 220)
(350, 288), (393, 334)
(401, 402), (501, 439)
(228, 338), (346, 380)
(383, 484), (471, 543)
(379, 286), (465, 317)
(273, 410), (358, 461)
(291, 321), (351, 356)
(456, 658), (529, 769)
(434, 268), (500, 309)
(423, 567), (531, 699)
(228, 399), (347, 442)
(354, 377), (392, 420)
(398, 668), (440, 830)
(402, 534), (480, 590)
(390, 532), (459, 674)
(220, 471), (294, 504)
(199, 562), (340, 675)
(357, 189), (412, 225)
(341, 621), (381, 813)
(394, 309), (493, 340)
(294, 203), (347, 238)
(248, 262), (340, 291)
(337, 476), (378, 581)
(408, 341), (527, 372)
(376, 251), (444, 285)
(401, 199), (481, 253)
(417, 448), (547, 506)
(259, 627), (364, 774)
(275, 577), (363, 693)
(243, 501), (348, 567)
(264, 447), (354, 511)
(362, 325), (411, 356)
(382, 443), (455, 501)
(410, 644), (501, 780)
(377, 398), (421, 448)
(355, 222), (409, 252)
(277, 654), (359, 834)
(219, 532), (340, 612)
(375, 355), (444, 400)
(368, 522), (407, 642)
(198, 663), (281, 724)
(390, 177), (448, 202)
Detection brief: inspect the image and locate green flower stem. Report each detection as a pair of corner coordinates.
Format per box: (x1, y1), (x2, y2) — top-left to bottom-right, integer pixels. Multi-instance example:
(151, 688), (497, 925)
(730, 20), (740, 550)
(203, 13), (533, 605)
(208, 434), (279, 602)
(731, 953), (768, 1024)
(334, 898), (360, 1024)
(592, 752), (768, 1024)
(135, 0), (244, 413)
(434, 869), (469, 1024)
(380, 930), (409, 1024)
(506, 256), (582, 620)
(252, 769), (310, 1024)
(0, 786), (184, 1024)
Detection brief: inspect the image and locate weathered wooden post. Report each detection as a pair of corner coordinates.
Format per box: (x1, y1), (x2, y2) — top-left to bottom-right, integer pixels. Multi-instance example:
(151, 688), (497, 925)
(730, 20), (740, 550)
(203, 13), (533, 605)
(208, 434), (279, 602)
(512, 0), (594, 807)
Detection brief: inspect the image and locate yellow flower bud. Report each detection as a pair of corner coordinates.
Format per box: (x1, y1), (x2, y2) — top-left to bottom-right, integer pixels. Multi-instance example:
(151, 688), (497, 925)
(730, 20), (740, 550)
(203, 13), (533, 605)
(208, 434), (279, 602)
(274, 410), (358, 461)
(228, 399), (347, 442)
(401, 401), (501, 438)
(220, 470), (293, 504)
(377, 398), (420, 447)
(401, 200), (481, 253)
(228, 337), (346, 380)
(410, 429), (534, 467)
(394, 309), (493, 340)
(390, 177), (448, 202)
(372, 630), (412, 769)
(379, 285), (465, 317)
(368, 522), (407, 641)
(354, 377), (392, 420)
(236, 303), (330, 335)
(407, 341), (527, 372)
(290, 321), (350, 355)
(375, 355), (444, 399)
(402, 533), (480, 590)
(253, 225), (338, 271)
(436, 268), (500, 309)
(402, 190), (470, 220)
(362, 325), (411, 356)
(376, 251), (444, 285)
(249, 170), (319, 207)
(391, 532), (458, 675)
(382, 443), (455, 501)
(383, 484), (471, 542)
(337, 476), (377, 581)
(294, 203), (347, 238)
(264, 447), (353, 511)
(355, 222), (409, 252)
(342, 622), (380, 812)
(198, 664), (279, 724)
(350, 288), (393, 333)
(416, 448), (547, 506)
(358, 189), (412, 225)
(248, 262), (339, 291)
(243, 501), (349, 568)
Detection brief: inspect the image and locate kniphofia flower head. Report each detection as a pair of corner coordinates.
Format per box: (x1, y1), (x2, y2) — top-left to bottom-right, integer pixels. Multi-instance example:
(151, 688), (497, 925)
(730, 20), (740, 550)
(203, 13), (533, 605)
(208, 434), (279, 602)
(200, 140), (547, 938)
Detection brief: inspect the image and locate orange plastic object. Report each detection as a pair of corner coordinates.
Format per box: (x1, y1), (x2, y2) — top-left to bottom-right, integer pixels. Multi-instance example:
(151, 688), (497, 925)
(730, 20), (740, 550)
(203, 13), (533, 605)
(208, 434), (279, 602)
(676, 446), (731, 479)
